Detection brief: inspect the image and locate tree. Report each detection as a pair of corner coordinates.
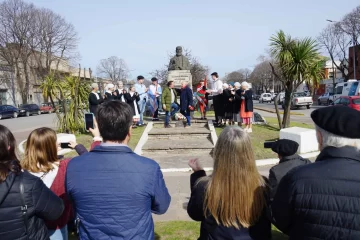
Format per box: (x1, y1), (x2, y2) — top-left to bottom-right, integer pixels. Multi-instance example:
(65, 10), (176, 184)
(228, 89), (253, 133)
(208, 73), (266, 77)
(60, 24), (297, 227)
(270, 30), (322, 128)
(318, 24), (352, 80)
(97, 56), (130, 84)
(249, 61), (274, 93)
(223, 71), (245, 83)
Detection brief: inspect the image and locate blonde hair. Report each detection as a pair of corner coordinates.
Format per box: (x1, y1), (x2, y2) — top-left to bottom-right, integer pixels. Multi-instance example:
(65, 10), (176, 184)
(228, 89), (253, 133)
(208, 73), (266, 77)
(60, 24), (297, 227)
(22, 127), (59, 173)
(181, 80), (189, 85)
(204, 126), (267, 228)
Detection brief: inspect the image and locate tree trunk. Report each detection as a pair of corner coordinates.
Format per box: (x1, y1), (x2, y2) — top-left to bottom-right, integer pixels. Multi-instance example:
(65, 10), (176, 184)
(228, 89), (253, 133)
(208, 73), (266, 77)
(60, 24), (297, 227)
(282, 85), (293, 128)
(274, 93), (282, 129)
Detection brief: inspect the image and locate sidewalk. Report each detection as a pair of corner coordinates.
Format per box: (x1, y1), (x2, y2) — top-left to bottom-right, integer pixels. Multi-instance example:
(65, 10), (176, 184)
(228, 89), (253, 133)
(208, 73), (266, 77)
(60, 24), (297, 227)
(153, 166), (272, 221)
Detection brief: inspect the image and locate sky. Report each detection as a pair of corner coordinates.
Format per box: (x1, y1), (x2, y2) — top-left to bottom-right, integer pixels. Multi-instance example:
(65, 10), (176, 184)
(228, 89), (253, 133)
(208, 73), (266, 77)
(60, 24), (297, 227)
(30, 0), (359, 80)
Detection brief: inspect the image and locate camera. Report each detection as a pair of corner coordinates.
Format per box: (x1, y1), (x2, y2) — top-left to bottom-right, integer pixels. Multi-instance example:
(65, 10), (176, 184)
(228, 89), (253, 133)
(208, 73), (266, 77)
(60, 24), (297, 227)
(264, 141), (276, 148)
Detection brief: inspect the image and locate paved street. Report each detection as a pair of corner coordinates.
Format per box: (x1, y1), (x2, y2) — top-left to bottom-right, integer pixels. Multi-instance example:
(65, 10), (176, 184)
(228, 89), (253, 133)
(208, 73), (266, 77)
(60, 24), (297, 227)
(254, 101), (323, 125)
(0, 113), (57, 143)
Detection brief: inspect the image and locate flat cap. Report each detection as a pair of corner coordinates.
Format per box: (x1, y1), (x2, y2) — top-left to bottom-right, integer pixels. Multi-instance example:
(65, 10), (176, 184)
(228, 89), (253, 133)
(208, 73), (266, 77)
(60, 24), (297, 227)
(311, 106), (360, 139)
(271, 139), (299, 156)
(137, 75), (144, 80)
(151, 77), (158, 82)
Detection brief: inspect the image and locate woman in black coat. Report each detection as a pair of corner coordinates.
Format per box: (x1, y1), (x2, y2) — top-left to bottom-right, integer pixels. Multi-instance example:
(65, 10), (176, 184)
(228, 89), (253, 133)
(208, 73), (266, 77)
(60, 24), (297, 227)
(88, 83), (104, 114)
(222, 84), (234, 125)
(187, 126), (271, 239)
(125, 86), (141, 128)
(104, 83), (115, 101)
(0, 125), (64, 240)
(180, 81), (193, 127)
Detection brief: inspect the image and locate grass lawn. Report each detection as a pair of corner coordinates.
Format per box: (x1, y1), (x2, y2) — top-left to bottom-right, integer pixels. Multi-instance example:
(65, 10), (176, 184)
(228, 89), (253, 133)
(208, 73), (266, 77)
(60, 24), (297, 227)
(69, 222), (288, 239)
(215, 117), (314, 160)
(63, 126), (145, 158)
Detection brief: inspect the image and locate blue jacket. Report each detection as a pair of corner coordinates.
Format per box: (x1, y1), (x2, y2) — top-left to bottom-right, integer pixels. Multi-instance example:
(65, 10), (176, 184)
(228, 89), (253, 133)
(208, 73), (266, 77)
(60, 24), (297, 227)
(66, 145), (171, 240)
(180, 86), (193, 111)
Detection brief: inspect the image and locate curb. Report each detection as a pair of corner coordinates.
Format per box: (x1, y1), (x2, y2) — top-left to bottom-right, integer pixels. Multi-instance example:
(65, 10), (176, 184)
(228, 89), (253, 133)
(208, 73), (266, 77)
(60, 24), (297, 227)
(134, 122), (153, 155)
(254, 107), (304, 116)
(160, 151), (320, 173)
(207, 120), (217, 146)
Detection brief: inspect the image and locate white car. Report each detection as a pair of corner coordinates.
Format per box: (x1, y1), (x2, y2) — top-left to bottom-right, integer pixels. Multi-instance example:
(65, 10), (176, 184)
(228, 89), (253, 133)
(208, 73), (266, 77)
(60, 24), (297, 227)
(259, 93), (272, 103)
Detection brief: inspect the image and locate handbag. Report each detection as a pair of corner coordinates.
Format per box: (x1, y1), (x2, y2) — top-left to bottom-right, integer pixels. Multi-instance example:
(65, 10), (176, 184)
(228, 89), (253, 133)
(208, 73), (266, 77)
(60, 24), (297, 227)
(19, 174), (30, 240)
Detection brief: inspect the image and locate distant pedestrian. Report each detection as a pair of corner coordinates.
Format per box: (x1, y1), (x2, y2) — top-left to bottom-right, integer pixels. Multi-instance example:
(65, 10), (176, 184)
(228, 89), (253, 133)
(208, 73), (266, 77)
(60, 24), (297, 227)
(187, 126), (271, 239)
(207, 72), (224, 126)
(88, 83), (103, 114)
(240, 81), (253, 133)
(162, 81), (179, 128)
(125, 85), (141, 128)
(134, 75), (148, 126)
(180, 80), (193, 128)
(66, 101), (171, 240)
(0, 125), (64, 240)
(272, 106), (360, 239)
(268, 139), (311, 199)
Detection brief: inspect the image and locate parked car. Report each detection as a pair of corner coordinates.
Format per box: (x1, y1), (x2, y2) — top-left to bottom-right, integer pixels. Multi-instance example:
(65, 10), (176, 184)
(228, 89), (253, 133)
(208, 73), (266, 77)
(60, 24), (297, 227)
(40, 102), (54, 114)
(277, 92), (285, 105)
(259, 93), (272, 103)
(0, 105), (19, 120)
(271, 93), (278, 101)
(318, 92), (334, 105)
(282, 92), (313, 110)
(18, 104), (41, 117)
(332, 96), (360, 111)
(252, 94), (260, 100)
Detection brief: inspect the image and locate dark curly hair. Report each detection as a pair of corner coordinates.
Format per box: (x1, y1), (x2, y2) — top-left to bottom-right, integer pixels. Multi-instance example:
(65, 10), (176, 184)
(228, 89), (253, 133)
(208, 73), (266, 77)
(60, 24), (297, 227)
(0, 125), (21, 183)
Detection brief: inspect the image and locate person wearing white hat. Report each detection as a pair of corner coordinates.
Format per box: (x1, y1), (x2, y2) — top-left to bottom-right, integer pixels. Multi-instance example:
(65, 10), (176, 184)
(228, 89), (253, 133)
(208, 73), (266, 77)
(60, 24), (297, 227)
(239, 81), (253, 133)
(89, 83), (104, 113)
(104, 83), (115, 101)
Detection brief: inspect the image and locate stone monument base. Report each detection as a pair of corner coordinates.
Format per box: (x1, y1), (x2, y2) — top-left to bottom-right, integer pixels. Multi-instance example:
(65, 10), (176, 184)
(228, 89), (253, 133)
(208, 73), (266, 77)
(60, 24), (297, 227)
(167, 70), (192, 88)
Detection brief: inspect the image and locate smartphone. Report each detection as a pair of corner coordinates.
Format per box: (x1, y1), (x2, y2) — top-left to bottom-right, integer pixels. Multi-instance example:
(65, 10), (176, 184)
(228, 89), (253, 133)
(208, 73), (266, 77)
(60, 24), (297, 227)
(60, 142), (71, 148)
(85, 113), (94, 130)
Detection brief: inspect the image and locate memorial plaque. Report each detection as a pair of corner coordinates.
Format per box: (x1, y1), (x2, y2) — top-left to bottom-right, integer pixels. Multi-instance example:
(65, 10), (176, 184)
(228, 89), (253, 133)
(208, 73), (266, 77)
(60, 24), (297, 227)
(167, 70), (192, 88)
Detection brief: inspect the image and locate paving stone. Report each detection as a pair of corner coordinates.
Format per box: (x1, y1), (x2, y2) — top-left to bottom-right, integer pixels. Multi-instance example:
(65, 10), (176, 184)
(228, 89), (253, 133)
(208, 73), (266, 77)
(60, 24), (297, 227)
(142, 138), (213, 151)
(149, 127), (210, 135)
(144, 154), (214, 169)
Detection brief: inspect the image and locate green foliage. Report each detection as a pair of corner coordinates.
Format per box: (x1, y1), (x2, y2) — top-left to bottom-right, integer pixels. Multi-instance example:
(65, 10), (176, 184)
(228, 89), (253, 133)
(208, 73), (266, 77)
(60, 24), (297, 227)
(40, 74), (90, 134)
(269, 30), (322, 128)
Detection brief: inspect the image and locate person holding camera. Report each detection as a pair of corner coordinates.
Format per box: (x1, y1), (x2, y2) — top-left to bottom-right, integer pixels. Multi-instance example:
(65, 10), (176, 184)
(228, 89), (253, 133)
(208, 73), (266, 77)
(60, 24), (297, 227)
(124, 85), (141, 128)
(268, 139), (311, 200)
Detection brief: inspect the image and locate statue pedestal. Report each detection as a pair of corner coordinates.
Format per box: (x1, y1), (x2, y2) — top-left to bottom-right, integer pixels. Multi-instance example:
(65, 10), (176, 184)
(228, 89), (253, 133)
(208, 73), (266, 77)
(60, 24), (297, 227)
(167, 70), (192, 88)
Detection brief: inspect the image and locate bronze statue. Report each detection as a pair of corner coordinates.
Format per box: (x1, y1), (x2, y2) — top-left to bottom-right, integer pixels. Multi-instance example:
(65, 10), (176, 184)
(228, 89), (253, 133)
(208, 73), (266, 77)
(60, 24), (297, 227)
(168, 46), (191, 71)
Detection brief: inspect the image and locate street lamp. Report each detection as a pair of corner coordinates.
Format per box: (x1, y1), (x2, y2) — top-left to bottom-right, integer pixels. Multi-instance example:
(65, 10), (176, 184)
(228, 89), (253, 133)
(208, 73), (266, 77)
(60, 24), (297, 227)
(327, 19), (357, 79)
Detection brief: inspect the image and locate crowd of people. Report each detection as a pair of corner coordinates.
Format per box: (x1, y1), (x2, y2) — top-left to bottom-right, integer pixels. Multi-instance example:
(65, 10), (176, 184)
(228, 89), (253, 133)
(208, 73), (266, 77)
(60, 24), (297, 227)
(1, 99), (360, 239)
(88, 72), (254, 131)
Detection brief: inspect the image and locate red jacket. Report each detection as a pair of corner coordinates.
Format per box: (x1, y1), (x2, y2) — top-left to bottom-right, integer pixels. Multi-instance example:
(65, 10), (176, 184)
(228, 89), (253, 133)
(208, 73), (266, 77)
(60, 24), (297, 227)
(45, 141), (101, 230)
(45, 159), (72, 230)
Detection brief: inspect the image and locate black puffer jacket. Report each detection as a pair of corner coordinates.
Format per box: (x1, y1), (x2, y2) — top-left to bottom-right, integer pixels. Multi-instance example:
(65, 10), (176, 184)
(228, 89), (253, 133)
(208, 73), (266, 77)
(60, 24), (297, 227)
(269, 154), (311, 199)
(0, 171), (64, 240)
(271, 146), (360, 239)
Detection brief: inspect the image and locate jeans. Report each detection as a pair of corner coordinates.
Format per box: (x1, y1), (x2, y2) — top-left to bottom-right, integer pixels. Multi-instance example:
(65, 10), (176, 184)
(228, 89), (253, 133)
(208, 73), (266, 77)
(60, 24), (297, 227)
(180, 108), (191, 126)
(153, 97), (161, 118)
(137, 98), (147, 124)
(49, 225), (68, 240)
(165, 103), (180, 126)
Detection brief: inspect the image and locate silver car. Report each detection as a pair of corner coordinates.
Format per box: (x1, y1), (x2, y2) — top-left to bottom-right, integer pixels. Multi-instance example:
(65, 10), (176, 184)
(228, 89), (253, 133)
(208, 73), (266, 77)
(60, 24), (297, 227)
(318, 92), (334, 105)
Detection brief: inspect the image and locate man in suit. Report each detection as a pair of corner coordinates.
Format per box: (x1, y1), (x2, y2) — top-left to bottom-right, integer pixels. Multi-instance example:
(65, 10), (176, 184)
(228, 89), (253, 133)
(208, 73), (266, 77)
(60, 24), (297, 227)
(66, 101), (171, 239)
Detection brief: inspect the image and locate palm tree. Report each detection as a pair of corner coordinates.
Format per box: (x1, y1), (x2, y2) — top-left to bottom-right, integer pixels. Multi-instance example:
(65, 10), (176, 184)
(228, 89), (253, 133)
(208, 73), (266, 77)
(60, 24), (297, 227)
(270, 31), (321, 128)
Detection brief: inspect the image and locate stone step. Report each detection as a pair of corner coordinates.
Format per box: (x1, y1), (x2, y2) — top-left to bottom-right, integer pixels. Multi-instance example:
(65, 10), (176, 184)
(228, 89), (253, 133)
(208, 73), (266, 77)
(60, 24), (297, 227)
(148, 127), (210, 139)
(152, 122), (208, 128)
(142, 138), (214, 154)
(144, 153), (214, 169)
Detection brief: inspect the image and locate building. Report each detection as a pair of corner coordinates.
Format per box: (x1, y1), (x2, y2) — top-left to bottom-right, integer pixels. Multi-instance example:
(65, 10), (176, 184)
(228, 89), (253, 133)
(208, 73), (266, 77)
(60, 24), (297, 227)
(323, 60), (345, 80)
(349, 45), (360, 80)
(0, 51), (92, 106)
